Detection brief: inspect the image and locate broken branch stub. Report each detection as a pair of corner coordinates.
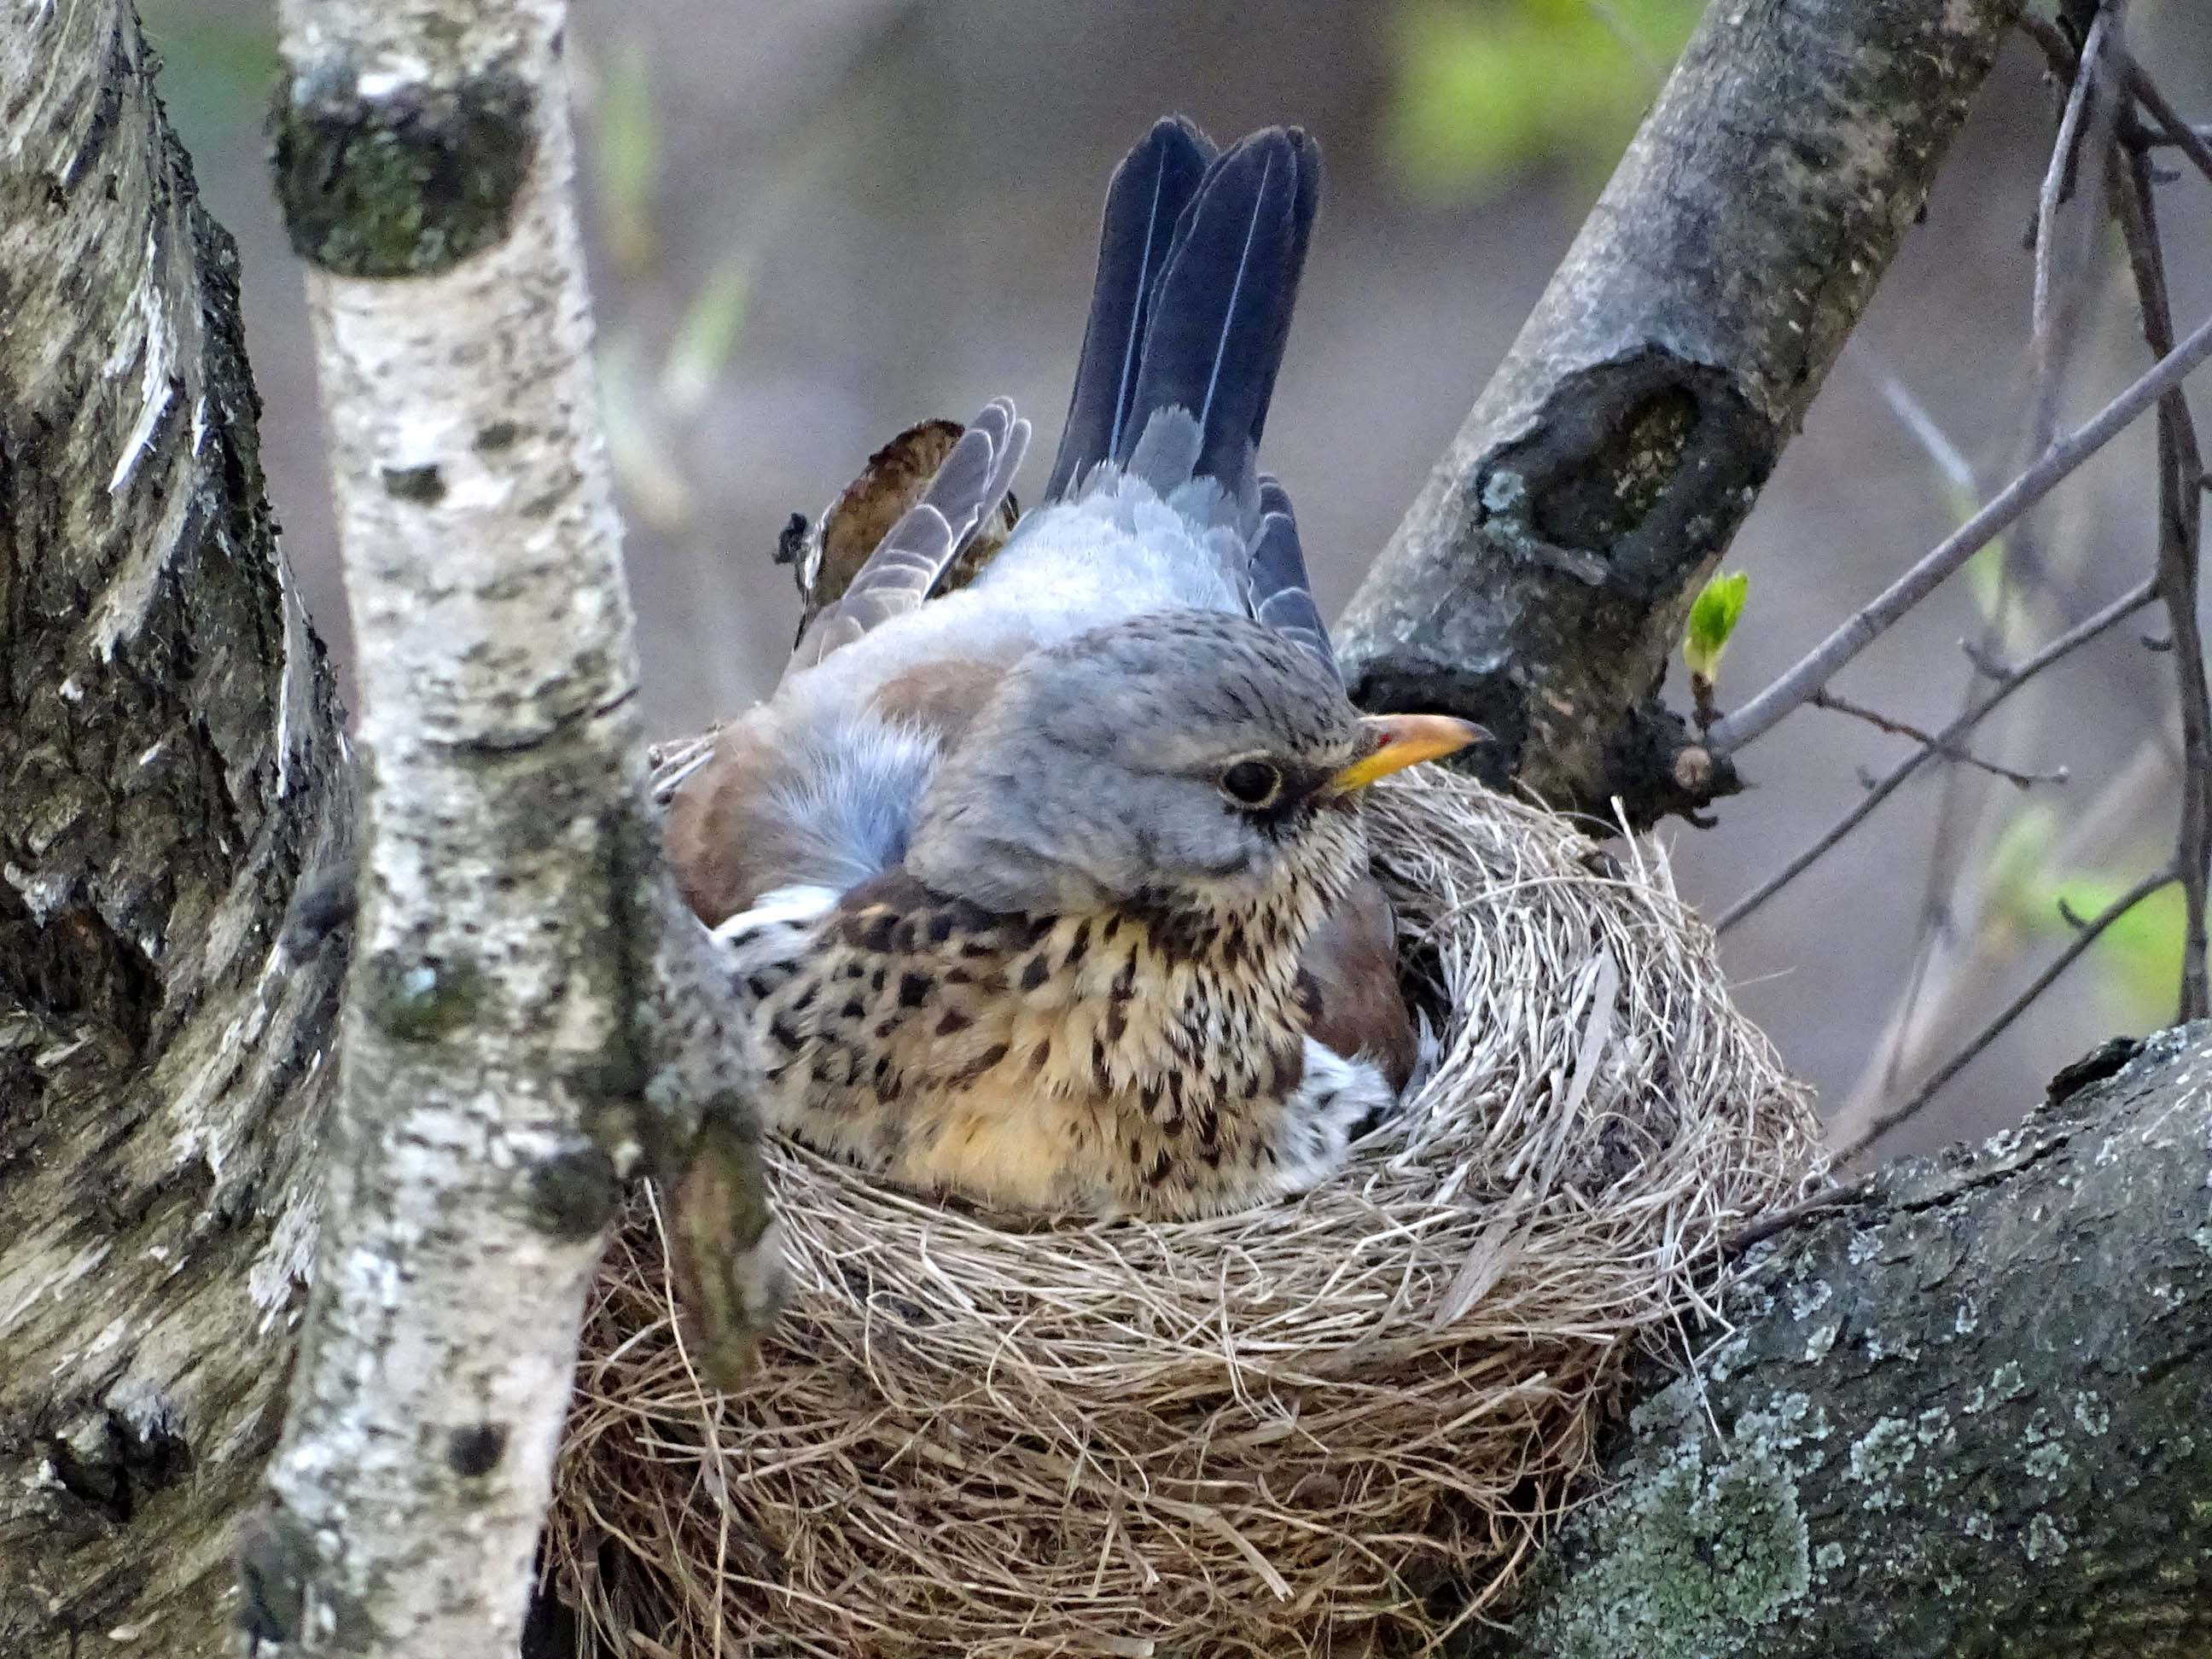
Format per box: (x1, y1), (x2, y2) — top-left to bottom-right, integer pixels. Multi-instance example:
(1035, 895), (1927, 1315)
(1336, 0), (2028, 824)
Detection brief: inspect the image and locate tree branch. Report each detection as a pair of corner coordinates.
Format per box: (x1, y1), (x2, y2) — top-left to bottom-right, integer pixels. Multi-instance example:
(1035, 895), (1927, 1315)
(254, 2), (776, 1652)
(1837, 865), (2177, 1161)
(0, 5), (352, 1652)
(1461, 1022), (2212, 1657)
(1707, 307), (2212, 754)
(1843, 3), (2119, 1124)
(2124, 61), (2212, 187)
(1336, 0), (2029, 824)
(1806, 690), (2066, 789)
(1717, 580), (2157, 933)
(2109, 127), (2212, 1022)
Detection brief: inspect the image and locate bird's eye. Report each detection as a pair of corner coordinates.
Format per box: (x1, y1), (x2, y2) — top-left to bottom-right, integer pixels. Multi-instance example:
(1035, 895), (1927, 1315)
(1220, 759), (1284, 809)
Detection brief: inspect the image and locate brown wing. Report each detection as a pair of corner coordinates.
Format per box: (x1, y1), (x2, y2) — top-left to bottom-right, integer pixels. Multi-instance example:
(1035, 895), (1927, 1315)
(796, 420), (961, 630)
(666, 717), (788, 928)
(788, 399), (1029, 674)
(677, 407), (1034, 923)
(1296, 876), (1416, 1091)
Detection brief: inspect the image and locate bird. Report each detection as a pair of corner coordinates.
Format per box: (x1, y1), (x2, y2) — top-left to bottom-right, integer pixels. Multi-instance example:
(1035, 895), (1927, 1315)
(665, 118), (1482, 1220)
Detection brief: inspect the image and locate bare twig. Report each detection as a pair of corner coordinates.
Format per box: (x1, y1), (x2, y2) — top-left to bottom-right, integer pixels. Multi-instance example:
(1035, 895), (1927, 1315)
(1582, 0), (1668, 80)
(2110, 142), (2212, 1020)
(2020, 15), (2212, 183)
(1726, 1179), (1872, 1254)
(1839, 866), (2179, 1163)
(1960, 637), (2013, 679)
(2031, 9), (2115, 336)
(1718, 581), (2157, 933)
(1707, 309), (2212, 755)
(1866, 17), (2121, 1111)
(1336, 0), (2026, 817)
(1858, 352), (1976, 495)
(2124, 61), (2212, 187)
(1807, 690), (2067, 788)
(2015, 12), (2077, 81)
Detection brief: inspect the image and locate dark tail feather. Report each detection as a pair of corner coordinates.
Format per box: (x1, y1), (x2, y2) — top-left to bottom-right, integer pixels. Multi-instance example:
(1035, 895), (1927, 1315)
(1115, 126), (1321, 498)
(1249, 477), (1339, 682)
(1044, 118), (1216, 500)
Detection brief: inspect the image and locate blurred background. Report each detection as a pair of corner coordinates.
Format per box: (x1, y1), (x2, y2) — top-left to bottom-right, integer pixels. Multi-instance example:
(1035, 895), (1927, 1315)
(145, 0), (2212, 1158)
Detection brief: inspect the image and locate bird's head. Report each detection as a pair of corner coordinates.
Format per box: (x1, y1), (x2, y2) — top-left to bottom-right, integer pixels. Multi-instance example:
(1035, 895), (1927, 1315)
(905, 611), (1481, 927)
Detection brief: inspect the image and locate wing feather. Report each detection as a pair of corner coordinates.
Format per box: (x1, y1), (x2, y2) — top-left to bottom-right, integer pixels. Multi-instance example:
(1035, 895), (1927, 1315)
(788, 398), (1031, 674)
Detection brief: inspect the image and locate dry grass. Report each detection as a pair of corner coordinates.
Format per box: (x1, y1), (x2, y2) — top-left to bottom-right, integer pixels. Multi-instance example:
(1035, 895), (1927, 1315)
(547, 766), (1820, 1657)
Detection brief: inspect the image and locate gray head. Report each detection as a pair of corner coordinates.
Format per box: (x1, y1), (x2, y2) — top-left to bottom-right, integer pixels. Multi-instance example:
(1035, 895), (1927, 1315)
(906, 610), (1479, 918)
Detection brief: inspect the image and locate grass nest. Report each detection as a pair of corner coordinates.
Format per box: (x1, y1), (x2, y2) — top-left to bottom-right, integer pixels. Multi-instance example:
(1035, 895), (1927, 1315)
(547, 765), (1820, 1657)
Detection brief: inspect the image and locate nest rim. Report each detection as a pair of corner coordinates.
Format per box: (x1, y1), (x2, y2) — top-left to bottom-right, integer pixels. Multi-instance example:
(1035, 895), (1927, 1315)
(551, 766), (1820, 1659)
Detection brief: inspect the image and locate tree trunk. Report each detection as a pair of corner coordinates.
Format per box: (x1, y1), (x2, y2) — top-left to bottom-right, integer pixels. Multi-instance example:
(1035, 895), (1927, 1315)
(3, 0), (2205, 1655)
(1460, 1026), (2212, 1657)
(250, 1), (776, 1652)
(1336, 0), (2027, 823)
(0, 4), (351, 1652)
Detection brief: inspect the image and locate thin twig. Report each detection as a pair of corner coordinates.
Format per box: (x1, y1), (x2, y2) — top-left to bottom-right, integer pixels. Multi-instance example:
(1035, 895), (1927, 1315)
(1725, 1179), (1872, 1254)
(2110, 142), (2212, 1020)
(1858, 353), (1976, 495)
(1581, 0), (1668, 79)
(2139, 119), (2212, 155)
(2125, 61), (2212, 187)
(2032, 9), (2113, 335)
(2015, 12), (2075, 80)
(1838, 866), (2179, 1163)
(1707, 309), (2212, 755)
(2019, 17), (2212, 183)
(1959, 637), (2012, 679)
(1867, 20), (2121, 1110)
(1717, 581), (2157, 933)
(1808, 690), (2067, 788)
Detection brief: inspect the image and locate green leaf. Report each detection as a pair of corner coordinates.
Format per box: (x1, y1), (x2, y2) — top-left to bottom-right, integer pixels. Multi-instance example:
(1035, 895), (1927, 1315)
(1382, 0), (1704, 205)
(1985, 801), (2181, 1026)
(2035, 875), (2183, 1027)
(1682, 570), (1750, 683)
(594, 38), (661, 279)
(660, 254), (753, 416)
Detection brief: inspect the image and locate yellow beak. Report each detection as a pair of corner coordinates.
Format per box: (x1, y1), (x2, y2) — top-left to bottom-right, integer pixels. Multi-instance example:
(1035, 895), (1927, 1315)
(1324, 713), (1487, 795)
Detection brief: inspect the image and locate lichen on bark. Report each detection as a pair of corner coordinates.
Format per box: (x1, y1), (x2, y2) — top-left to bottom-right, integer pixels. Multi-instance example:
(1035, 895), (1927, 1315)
(1464, 1025), (2212, 1657)
(271, 58), (537, 277)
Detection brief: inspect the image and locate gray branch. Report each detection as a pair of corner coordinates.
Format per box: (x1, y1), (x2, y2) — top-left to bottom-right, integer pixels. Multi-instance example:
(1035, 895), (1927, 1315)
(3, 2), (2205, 1656)
(1336, 0), (2026, 822)
(1458, 1024), (2212, 1658)
(1706, 308), (2212, 754)
(0, 3), (352, 1652)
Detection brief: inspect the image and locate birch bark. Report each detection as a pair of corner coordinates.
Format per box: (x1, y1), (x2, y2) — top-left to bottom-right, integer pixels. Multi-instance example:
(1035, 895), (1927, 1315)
(0, 3), (352, 1650)
(254, 3), (774, 1652)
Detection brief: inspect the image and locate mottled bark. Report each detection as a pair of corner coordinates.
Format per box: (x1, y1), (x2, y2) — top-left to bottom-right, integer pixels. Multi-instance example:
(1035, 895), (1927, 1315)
(1462, 1025), (2212, 1658)
(0, 4), (352, 1653)
(1337, 0), (2027, 823)
(4, 2), (2204, 1656)
(254, 2), (775, 1655)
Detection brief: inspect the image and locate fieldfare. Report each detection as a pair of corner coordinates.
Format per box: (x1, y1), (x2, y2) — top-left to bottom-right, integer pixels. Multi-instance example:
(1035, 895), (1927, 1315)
(667, 119), (1481, 1219)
